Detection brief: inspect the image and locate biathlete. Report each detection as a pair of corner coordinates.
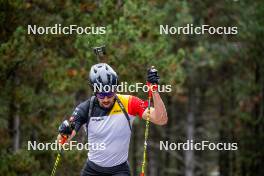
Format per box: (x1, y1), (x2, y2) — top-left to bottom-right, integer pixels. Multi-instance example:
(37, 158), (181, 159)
(57, 63), (168, 176)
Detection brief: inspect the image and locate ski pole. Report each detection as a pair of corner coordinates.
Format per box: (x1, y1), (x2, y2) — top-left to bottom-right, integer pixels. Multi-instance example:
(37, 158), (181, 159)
(50, 135), (67, 176)
(140, 66), (156, 176)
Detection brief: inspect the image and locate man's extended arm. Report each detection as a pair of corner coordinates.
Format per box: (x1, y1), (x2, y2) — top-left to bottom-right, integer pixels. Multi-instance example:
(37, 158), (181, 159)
(142, 67), (168, 125)
(57, 102), (88, 144)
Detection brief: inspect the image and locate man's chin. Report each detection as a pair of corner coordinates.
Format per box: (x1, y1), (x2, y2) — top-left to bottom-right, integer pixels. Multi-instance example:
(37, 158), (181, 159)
(103, 105), (110, 108)
(101, 103), (111, 109)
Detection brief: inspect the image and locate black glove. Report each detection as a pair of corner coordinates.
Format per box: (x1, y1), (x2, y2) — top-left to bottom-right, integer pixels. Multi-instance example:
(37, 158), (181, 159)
(58, 120), (74, 135)
(147, 67), (160, 84)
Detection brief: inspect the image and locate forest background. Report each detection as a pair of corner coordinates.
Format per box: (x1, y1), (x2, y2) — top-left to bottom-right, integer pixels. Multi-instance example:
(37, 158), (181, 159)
(0, 0), (263, 176)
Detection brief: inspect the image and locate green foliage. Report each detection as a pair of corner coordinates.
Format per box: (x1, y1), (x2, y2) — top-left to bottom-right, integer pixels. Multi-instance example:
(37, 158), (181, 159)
(0, 150), (40, 175)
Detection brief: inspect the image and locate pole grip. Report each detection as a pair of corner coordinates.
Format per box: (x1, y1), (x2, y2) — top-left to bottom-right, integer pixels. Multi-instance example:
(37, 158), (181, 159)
(147, 65), (159, 98)
(147, 82), (152, 98)
(60, 135), (68, 145)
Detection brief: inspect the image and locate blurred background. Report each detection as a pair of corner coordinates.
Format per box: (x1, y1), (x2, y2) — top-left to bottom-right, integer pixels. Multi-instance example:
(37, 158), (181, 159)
(0, 0), (263, 176)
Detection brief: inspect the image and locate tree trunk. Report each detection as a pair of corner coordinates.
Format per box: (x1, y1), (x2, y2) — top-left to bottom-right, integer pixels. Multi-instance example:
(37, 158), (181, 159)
(219, 98), (230, 176)
(185, 85), (195, 176)
(164, 96), (173, 175)
(195, 85), (207, 176)
(13, 104), (20, 152)
(250, 62), (264, 176)
(8, 75), (20, 153)
(148, 147), (156, 176)
(132, 128), (137, 176)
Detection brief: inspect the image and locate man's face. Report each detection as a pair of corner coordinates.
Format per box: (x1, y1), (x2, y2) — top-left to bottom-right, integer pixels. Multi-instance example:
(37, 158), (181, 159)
(96, 92), (116, 109)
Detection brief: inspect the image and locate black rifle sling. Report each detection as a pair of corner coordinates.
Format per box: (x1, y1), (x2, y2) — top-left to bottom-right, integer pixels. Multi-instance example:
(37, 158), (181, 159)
(115, 96), (132, 131)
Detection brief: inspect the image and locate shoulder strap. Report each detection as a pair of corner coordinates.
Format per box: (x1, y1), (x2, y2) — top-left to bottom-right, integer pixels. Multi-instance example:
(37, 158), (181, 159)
(115, 95), (132, 131)
(88, 95), (96, 120)
(85, 95), (95, 136)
